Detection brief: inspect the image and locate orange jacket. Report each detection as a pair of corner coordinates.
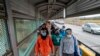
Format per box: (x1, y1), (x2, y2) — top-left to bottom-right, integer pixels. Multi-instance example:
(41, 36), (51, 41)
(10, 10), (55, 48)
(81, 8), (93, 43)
(35, 35), (54, 56)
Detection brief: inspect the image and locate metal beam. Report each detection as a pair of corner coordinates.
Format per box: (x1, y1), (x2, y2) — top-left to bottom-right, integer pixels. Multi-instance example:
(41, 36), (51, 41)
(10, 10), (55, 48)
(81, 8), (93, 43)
(38, 4), (65, 10)
(66, 7), (100, 17)
(50, 0), (78, 18)
(4, 0), (18, 56)
(34, 0), (47, 6)
(36, 3), (65, 8)
(57, 0), (70, 5)
(40, 8), (59, 13)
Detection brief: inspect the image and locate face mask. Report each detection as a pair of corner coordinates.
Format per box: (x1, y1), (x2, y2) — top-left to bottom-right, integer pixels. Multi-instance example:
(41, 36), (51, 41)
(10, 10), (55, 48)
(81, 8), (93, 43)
(41, 31), (46, 36)
(67, 35), (72, 38)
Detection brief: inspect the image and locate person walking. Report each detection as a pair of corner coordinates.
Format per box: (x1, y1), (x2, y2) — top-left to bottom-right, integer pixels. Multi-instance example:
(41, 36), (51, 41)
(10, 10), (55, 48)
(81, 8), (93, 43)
(59, 26), (66, 38)
(59, 28), (81, 56)
(46, 21), (52, 36)
(51, 29), (61, 56)
(35, 28), (54, 56)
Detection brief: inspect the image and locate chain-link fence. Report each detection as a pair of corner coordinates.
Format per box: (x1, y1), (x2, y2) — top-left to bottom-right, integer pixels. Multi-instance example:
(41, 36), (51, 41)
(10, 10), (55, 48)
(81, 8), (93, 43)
(0, 19), (11, 56)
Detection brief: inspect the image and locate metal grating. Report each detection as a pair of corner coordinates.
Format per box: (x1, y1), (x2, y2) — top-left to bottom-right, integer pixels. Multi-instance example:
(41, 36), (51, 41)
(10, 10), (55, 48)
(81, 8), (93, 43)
(0, 19), (10, 56)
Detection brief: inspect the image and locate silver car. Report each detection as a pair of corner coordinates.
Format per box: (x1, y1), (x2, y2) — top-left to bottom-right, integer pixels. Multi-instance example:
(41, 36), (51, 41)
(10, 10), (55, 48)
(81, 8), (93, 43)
(82, 23), (100, 34)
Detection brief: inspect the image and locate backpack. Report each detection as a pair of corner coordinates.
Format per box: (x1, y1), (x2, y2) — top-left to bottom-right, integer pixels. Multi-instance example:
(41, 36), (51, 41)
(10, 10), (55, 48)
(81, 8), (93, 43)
(72, 35), (82, 56)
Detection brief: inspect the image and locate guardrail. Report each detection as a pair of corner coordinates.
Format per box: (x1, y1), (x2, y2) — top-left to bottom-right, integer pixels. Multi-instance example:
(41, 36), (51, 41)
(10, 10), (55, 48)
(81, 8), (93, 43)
(78, 40), (100, 56)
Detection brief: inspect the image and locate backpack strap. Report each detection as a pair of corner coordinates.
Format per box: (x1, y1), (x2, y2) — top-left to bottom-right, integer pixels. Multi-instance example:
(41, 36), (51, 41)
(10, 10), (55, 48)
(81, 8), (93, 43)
(72, 35), (79, 56)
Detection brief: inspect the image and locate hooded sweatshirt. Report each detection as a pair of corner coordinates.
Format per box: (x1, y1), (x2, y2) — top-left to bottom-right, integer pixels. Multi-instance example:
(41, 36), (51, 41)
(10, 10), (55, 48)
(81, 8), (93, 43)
(35, 35), (54, 56)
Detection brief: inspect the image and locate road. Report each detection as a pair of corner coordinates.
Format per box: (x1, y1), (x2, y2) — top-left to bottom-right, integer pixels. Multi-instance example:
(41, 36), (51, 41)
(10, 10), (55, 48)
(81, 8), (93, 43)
(55, 23), (100, 54)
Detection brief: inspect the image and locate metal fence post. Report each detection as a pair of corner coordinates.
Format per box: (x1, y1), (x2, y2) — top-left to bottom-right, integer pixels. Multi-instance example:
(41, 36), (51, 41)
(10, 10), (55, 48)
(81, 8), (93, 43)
(4, 0), (19, 56)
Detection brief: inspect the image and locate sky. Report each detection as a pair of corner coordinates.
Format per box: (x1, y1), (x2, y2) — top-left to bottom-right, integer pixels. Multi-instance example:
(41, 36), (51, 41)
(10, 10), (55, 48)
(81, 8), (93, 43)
(80, 14), (100, 18)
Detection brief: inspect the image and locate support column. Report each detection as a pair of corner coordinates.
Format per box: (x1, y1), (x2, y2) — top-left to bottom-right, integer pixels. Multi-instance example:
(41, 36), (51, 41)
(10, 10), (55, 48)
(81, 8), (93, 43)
(63, 8), (66, 23)
(4, 0), (18, 56)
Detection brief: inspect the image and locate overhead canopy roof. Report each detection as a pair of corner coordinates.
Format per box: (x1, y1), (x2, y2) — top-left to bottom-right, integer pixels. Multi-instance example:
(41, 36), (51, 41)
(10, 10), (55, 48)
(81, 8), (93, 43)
(1, 0), (100, 19)
(29, 0), (77, 18)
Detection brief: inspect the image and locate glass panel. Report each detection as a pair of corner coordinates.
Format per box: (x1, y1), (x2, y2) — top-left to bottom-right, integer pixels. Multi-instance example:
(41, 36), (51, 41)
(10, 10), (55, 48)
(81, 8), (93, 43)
(14, 19), (44, 56)
(36, 18), (44, 27)
(14, 19), (37, 43)
(18, 33), (37, 56)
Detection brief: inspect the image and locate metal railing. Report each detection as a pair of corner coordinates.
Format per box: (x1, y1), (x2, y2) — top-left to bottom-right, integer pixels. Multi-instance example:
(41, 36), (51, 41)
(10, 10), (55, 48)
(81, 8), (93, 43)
(78, 40), (100, 56)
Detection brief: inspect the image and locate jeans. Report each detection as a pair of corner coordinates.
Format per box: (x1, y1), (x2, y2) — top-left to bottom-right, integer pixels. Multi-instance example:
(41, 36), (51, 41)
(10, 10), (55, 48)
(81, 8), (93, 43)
(63, 53), (74, 56)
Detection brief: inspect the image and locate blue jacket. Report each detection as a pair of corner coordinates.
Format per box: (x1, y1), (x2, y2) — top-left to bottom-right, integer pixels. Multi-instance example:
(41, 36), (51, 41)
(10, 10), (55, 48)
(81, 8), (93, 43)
(60, 29), (66, 38)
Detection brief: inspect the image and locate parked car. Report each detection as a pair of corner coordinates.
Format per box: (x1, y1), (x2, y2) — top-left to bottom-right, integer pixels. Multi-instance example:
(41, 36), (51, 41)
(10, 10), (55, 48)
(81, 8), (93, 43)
(82, 23), (100, 34)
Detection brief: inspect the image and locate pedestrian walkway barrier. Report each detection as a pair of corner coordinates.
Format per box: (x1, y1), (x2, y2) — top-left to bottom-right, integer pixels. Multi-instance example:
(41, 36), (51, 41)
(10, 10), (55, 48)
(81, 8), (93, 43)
(79, 44), (95, 56)
(0, 19), (11, 56)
